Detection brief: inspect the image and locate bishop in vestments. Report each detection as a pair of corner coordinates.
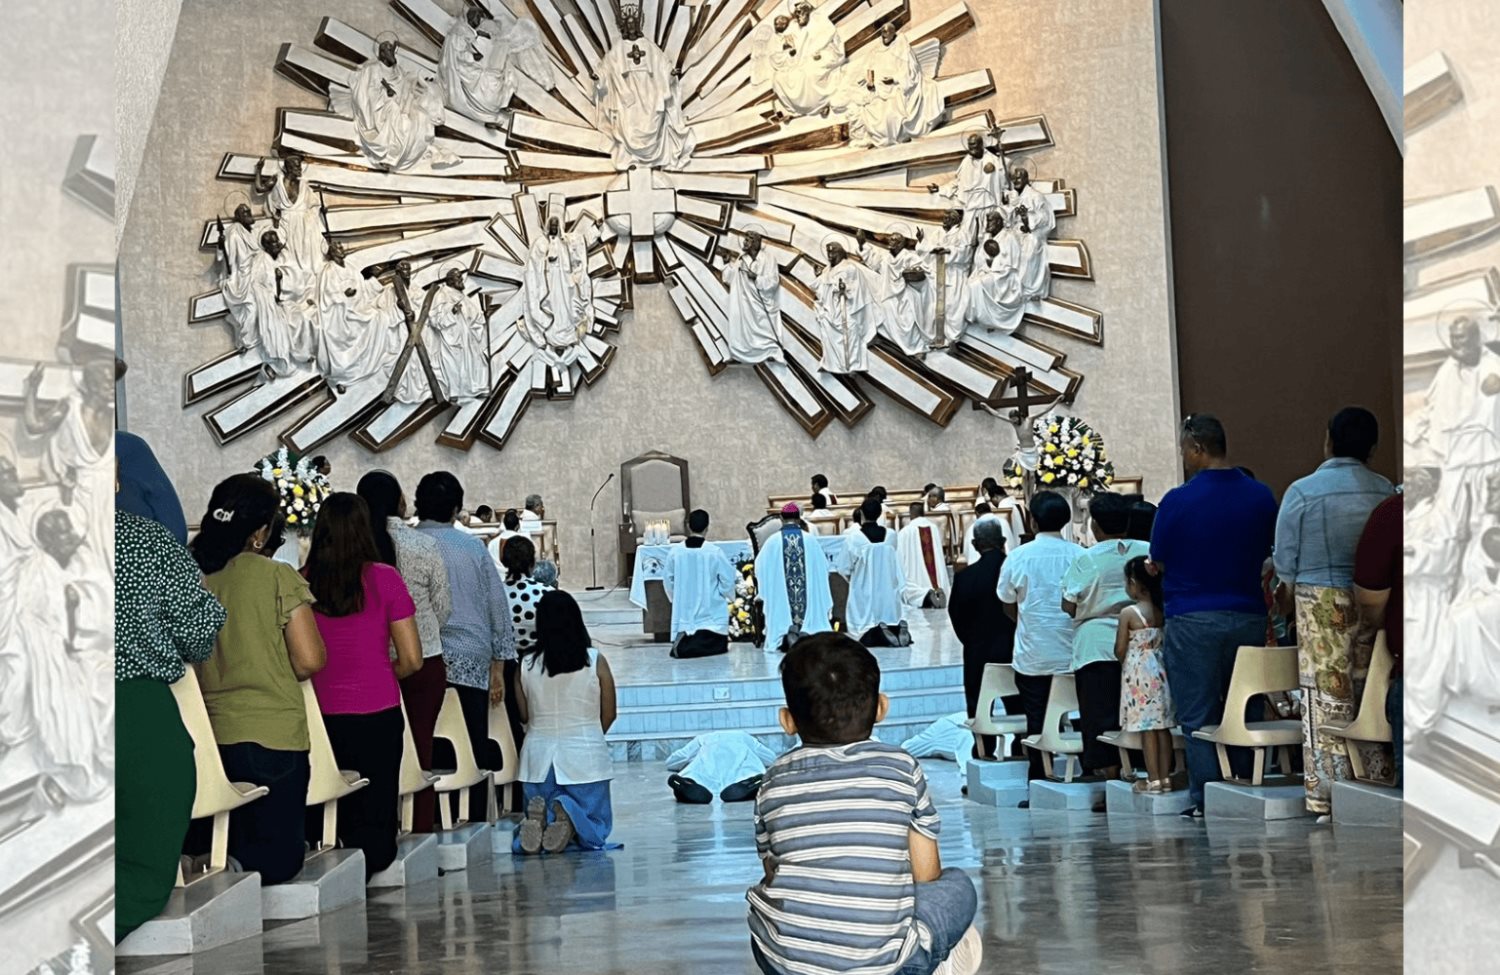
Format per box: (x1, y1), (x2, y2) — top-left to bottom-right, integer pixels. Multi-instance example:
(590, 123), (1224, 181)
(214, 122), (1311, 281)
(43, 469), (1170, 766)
(754, 504), (834, 653)
(663, 510), (738, 659)
(897, 502), (951, 609)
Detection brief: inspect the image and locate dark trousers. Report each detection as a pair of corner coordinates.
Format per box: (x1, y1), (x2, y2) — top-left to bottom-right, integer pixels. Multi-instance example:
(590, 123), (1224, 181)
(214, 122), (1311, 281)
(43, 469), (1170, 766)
(192, 743), (309, 885)
(672, 629), (729, 658)
(399, 656), (447, 833)
(1387, 676), (1403, 788)
(320, 707), (403, 878)
(433, 683), (501, 822)
(1014, 671), (1054, 781)
(118, 679), (195, 942)
(962, 643), (1017, 759)
(1075, 660), (1125, 773)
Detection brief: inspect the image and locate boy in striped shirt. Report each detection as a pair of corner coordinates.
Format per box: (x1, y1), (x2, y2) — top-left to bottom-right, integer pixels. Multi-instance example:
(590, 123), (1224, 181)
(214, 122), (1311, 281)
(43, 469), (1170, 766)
(747, 633), (982, 975)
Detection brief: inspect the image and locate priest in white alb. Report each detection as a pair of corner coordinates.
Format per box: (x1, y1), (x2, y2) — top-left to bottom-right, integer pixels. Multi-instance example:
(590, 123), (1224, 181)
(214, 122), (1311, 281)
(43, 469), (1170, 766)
(898, 501), (951, 609)
(428, 264), (490, 403)
(592, 4), (696, 170)
(663, 509), (737, 659)
(341, 38), (459, 172)
(755, 503), (834, 653)
(523, 215), (593, 363)
(723, 229), (784, 363)
(815, 240), (882, 374)
(837, 496), (909, 646)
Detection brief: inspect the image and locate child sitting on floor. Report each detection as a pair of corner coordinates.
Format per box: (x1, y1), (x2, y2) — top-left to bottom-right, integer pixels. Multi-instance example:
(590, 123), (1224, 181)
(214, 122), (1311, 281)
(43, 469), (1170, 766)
(1115, 556), (1177, 793)
(746, 633), (982, 975)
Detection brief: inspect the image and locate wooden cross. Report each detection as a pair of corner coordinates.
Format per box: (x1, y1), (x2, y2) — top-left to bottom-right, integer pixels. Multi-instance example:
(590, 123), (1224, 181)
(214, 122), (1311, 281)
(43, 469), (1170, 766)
(604, 167), (678, 239)
(380, 275), (450, 408)
(990, 366), (1046, 420)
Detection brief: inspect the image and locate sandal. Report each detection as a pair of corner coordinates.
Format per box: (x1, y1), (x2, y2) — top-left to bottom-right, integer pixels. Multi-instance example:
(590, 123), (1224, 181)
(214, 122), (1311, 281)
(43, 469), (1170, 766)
(519, 796), (547, 854)
(1131, 779), (1160, 794)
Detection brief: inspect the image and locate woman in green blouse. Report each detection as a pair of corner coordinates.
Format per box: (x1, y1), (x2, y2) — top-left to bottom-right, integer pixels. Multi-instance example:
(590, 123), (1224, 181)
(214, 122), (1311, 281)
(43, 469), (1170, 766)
(116, 510), (226, 942)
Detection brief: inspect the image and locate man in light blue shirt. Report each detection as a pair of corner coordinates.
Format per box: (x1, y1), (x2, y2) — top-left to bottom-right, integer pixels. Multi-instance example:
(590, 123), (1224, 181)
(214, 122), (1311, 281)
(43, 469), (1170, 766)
(1273, 407), (1395, 815)
(664, 509), (736, 658)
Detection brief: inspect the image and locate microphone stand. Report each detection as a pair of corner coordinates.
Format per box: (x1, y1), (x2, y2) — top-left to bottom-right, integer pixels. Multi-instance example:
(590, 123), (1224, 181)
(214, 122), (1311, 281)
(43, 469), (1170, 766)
(587, 472), (614, 590)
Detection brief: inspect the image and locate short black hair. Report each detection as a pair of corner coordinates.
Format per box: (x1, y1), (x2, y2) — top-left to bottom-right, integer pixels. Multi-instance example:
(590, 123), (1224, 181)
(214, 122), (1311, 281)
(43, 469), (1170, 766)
(1029, 490), (1071, 532)
(975, 501), (992, 516)
(780, 632), (881, 744)
(415, 471), (463, 523)
(503, 507), (520, 531)
(871, 485), (888, 501)
(474, 504), (494, 522)
(860, 495), (883, 521)
(1328, 406), (1378, 462)
(811, 473), (829, 490)
(922, 482), (937, 494)
(980, 477), (1000, 495)
(811, 492), (828, 510)
(1181, 413), (1227, 457)
(1088, 491), (1131, 536)
(688, 508), (710, 533)
(1126, 501), (1157, 542)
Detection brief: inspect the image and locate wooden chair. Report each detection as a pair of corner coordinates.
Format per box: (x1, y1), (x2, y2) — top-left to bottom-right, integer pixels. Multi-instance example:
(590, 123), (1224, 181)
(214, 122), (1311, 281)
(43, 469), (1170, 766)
(1020, 674), (1085, 782)
(1190, 646), (1303, 785)
(432, 688), (496, 829)
(170, 667), (270, 884)
(303, 682), (370, 853)
(1322, 632), (1394, 783)
(397, 698), (439, 834)
(968, 663), (1028, 742)
(488, 696), (522, 813)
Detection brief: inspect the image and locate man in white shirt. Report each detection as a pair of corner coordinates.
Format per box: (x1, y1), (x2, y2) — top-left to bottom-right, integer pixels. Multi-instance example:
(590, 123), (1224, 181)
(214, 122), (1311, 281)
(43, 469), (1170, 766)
(486, 508), (524, 568)
(838, 496), (908, 645)
(1061, 493), (1150, 784)
(897, 501), (950, 609)
(521, 493), (546, 533)
(664, 509), (737, 658)
(998, 491), (1085, 783)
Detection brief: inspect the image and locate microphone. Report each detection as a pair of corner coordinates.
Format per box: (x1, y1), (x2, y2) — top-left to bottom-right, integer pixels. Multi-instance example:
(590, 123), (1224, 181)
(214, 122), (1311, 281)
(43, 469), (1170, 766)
(587, 472), (615, 590)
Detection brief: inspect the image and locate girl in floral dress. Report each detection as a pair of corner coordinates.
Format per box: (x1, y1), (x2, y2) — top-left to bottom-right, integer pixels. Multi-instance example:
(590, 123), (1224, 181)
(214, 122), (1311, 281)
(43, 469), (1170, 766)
(1115, 556), (1176, 793)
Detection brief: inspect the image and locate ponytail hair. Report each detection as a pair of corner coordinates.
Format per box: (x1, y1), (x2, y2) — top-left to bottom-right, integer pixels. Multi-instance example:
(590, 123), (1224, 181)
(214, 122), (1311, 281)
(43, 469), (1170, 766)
(191, 473), (285, 574)
(1124, 556), (1163, 612)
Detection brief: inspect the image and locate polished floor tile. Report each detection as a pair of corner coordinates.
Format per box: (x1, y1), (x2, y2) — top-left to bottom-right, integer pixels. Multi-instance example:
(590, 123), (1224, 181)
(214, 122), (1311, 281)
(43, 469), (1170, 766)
(118, 759), (1402, 975)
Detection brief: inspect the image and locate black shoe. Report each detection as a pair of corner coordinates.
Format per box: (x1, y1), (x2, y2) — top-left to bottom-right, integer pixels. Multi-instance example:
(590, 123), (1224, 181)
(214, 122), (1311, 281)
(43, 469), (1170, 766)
(1179, 804), (1204, 820)
(719, 775), (763, 803)
(668, 774), (713, 804)
(1017, 799), (1030, 809)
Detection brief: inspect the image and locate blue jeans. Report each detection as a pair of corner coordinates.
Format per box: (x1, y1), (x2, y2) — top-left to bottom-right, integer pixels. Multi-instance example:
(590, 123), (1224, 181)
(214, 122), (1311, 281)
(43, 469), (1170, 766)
(751, 868), (977, 975)
(1386, 677), (1403, 788)
(1162, 611), (1269, 808)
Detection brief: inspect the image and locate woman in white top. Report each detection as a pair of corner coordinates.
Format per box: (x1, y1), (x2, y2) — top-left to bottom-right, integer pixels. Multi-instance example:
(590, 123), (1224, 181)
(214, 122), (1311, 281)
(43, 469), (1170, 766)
(513, 590), (618, 854)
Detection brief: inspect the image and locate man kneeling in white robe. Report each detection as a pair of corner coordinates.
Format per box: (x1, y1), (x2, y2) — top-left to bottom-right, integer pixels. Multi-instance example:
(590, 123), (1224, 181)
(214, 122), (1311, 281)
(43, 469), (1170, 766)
(898, 501), (951, 609)
(665, 731), (779, 804)
(755, 503), (834, 653)
(838, 496), (909, 646)
(664, 509), (737, 659)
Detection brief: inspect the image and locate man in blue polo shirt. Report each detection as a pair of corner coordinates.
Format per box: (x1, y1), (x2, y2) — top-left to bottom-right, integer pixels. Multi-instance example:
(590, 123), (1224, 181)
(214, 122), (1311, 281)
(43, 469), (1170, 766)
(1151, 414), (1277, 818)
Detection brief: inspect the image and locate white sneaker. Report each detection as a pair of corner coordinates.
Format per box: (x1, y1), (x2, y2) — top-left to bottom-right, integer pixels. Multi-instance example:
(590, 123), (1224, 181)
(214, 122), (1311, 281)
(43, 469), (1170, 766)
(932, 926), (983, 975)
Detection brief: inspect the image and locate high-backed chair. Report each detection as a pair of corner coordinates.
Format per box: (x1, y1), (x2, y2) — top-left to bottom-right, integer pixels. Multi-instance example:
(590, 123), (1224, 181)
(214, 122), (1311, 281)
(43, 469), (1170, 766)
(171, 667), (270, 883)
(431, 688), (496, 829)
(747, 514), (781, 556)
(969, 663), (1029, 746)
(619, 451), (690, 582)
(1190, 646), (1302, 785)
(488, 697), (522, 812)
(1021, 674), (1085, 782)
(1323, 632), (1395, 782)
(303, 682), (370, 852)
(397, 698), (439, 834)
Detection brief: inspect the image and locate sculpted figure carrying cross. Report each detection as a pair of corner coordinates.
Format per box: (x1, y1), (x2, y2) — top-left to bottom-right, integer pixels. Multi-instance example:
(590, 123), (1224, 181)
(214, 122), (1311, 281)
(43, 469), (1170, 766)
(381, 260), (450, 408)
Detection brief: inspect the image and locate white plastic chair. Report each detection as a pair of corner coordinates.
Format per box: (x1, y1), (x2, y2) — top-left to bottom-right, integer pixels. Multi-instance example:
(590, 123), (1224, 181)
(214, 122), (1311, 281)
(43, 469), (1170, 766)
(968, 663), (1029, 743)
(432, 688), (496, 829)
(1322, 632), (1394, 782)
(489, 696), (521, 813)
(1021, 674), (1085, 782)
(1190, 646), (1302, 785)
(397, 698), (439, 834)
(170, 667), (270, 884)
(303, 681), (370, 852)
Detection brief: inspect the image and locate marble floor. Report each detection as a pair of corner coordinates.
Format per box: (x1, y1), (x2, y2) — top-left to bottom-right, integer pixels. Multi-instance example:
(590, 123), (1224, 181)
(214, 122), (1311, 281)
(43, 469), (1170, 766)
(118, 759), (1402, 975)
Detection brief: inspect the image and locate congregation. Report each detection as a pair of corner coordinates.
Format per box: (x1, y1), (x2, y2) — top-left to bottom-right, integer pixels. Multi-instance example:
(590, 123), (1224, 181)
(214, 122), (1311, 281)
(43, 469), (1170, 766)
(112, 402), (1399, 974)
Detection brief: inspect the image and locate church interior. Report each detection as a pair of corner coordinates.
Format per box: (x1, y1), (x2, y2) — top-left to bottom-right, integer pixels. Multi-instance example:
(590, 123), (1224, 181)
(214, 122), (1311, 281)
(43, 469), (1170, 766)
(5, 0), (1426, 970)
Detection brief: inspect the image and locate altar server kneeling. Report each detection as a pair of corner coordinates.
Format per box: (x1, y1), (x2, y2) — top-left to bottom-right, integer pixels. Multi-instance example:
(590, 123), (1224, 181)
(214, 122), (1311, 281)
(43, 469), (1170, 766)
(664, 509), (737, 658)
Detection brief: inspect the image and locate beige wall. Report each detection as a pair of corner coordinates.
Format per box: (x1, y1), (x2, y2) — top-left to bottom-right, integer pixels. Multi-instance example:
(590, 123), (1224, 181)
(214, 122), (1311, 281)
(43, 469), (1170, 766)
(120, 0), (1180, 582)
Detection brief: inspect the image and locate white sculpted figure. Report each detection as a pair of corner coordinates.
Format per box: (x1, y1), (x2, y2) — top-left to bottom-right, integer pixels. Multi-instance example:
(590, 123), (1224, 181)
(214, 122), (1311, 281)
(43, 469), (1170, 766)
(252, 155), (324, 274)
(919, 208), (975, 345)
(591, 4), (696, 171)
(723, 230), (784, 364)
(248, 230), (317, 378)
(1001, 164), (1055, 239)
(966, 213), (1026, 333)
(861, 226), (933, 356)
(841, 23), (942, 146)
(440, 4), (554, 125)
(0, 439), (34, 748)
(1413, 316), (1500, 523)
(1014, 205), (1050, 301)
(815, 241), (882, 374)
(22, 359), (115, 578)
(523, 215), (593, 363)
(341, 39), (459, 172)
(215, 204), (261, 352)
(316, 241), (397, 392)
(428, 265), (491, 403)
(930, 129), (1006, 236)
(761, 1), (846, 117)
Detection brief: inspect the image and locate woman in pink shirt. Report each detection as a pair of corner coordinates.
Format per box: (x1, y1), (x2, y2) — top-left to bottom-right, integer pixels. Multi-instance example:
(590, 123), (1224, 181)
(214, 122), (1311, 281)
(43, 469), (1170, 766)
(305, 493), (423, 877)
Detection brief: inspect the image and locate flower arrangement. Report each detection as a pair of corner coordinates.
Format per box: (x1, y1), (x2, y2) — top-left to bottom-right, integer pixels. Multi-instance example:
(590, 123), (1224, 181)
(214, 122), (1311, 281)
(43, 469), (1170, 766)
(254, 446), (332, 538)
(1001, 456), (1025, 494)
(1032, 413), (1115, 494)
(728, 561), (759, 641)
